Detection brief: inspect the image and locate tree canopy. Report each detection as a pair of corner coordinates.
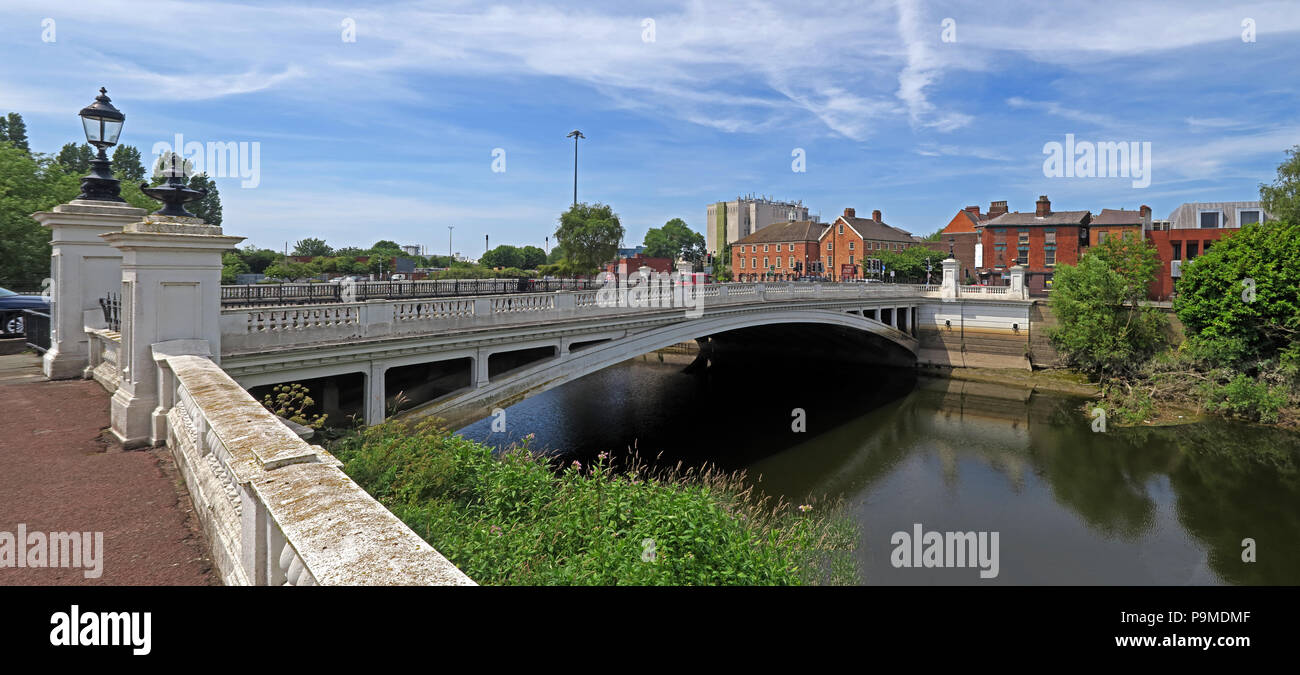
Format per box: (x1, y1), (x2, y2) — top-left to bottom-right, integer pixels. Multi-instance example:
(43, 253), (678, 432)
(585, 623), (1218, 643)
(293, 237), (334, 257)
(554, 202), (624, 275)
(1259, 144), (1300, 226)
(1048, 236), (1167, 377)
(643, 218), (705, 264)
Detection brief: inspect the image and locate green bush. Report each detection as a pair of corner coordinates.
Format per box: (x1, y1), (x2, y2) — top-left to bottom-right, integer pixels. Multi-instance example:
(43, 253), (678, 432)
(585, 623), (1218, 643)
(1202, 373), (1288, 424)
(329, 420), (856, 585)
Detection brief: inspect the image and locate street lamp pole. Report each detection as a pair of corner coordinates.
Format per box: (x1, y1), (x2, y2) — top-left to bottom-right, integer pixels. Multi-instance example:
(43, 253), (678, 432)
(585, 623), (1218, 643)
(566, 129), (584, 208)
(447, 225), (454, 261)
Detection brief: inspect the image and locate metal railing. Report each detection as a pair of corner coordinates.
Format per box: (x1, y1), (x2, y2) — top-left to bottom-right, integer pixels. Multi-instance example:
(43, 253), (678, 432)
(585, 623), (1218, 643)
(23, 309), (50, 352)
(99, 292), (122, 332)
(220, 278), (601, 307)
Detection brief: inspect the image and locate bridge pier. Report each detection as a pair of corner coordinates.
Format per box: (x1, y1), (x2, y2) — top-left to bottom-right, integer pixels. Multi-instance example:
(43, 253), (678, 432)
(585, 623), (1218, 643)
(366, 362), (387, 426)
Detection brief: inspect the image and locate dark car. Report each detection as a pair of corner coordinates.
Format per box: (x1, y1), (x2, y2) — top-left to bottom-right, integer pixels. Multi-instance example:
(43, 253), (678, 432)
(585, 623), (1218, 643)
(0, 287), (49, 336)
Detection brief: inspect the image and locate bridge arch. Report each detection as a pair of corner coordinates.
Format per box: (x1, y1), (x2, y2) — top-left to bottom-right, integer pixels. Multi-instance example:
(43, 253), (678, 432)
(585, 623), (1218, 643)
(401, 307), (917, 428)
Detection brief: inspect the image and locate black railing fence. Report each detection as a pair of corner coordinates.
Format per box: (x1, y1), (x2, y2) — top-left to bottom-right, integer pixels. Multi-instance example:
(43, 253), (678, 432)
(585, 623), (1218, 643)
(23, 309), (50, 353)
(220, 278), (601, 307)
(99, 292), (121, 332)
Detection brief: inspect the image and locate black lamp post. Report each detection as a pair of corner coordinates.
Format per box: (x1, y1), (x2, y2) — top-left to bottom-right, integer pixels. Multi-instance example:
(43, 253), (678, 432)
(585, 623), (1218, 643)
(566, 129), (584, 207)
(76, 87), (126, 202)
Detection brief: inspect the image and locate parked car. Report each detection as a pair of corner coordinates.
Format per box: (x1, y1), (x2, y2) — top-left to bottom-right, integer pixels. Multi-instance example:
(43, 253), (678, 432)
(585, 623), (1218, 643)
(0, 287), (49, 337)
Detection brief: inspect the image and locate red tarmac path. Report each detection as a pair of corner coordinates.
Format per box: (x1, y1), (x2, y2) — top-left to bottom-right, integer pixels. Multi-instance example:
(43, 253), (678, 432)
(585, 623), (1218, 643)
(0, 351), (216, 585)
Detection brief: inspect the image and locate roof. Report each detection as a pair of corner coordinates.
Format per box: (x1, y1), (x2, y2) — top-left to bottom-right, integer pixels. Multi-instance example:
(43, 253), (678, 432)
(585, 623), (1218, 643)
(984, 210), (1090, 227)
(733, 220), (827, 244)
(1091, 209), (1144, 226)
(821, 216), (915, 242)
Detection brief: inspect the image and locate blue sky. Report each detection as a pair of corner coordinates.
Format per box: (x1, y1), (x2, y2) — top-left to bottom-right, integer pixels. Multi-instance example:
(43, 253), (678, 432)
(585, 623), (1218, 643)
(2, 0), (1297, 255)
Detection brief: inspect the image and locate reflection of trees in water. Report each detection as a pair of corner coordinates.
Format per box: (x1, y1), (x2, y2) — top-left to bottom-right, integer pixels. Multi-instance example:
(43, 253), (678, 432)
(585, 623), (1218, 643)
(1132, 424), (1300, 585)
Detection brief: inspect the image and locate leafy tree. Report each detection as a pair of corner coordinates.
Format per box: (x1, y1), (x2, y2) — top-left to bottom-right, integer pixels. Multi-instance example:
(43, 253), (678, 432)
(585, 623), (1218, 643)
(519, 245), (547, 269)
(2, 113), (29, 153)
(546, 244), (565, 264)
(1173, 220), (1300, 366)
(1049, 236), (1167, 377)
(481, 245), (525, 269)
(1259, 144), (1300, 225)
(876, 245), (939, 280)
(186, 173), (222, 225)
(333, 246), (364, 257)
(293, 237), (333, 257)
(111, 145), (147, 183)
(264, 260), (317, 282)
(0, 142), (80, 285)
(221, 251), (250, 284)
(236, 246), (280, 274)
(554, 202), (623, 275)
(369, 240), (402, 254)
(55, 143), (94, 174)
(643, 218), (705, 265)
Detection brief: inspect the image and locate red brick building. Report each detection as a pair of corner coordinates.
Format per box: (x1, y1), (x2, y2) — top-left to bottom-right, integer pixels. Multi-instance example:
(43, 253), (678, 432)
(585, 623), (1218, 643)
(606, 253), (675, 276)
(978, 195), (1089, 295)
(819, 208), (919, 281)
(1145, 201), (1270, 299)
(1089, 207), (1150, 246)
(731, 220), (827, 281)
(925, 201), (1008, 284)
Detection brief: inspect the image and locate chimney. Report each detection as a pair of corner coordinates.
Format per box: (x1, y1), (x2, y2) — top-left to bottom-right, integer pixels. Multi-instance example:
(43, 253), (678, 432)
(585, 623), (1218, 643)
(1140, 204), (1152, 228)
(989, 200), (1008, 217)
(843, 207), (855, 218)
(1035, 195), (1051, 217)
(872, 209), (882, 222)
(964, 205), (981, 217)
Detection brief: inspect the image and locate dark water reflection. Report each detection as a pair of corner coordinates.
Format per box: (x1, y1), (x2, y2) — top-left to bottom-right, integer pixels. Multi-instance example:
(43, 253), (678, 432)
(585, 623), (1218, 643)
(458, 353), (1300, 585)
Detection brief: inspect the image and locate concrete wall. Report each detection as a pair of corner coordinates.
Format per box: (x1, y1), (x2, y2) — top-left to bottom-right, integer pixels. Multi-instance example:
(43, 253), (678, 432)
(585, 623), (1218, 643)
(915, 299), (1032, 369)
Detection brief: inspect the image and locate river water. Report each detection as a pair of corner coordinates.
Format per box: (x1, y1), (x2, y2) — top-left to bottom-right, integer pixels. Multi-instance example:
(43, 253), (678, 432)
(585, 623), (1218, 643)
(457, 353), (1300, 585)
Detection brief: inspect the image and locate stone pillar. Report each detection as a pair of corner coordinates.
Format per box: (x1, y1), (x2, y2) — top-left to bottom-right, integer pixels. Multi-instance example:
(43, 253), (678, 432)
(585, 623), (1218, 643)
(32, 200), (147, 380)
(102, 214), (243, 448)
(474, 348), (491, 388)
(1008, 265), (1027, 299)
(940, 256), (959, 299)
(365, 363), (386, 426)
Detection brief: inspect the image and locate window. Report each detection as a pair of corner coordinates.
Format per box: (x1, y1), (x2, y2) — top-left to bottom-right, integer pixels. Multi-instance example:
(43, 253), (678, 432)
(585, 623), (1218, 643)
(1171, 242), (1181, 261)
(1044, 246), (1056, 266)
(848, 242), (855, 250)
(789, 256), (795, 268)
(1045, 231), (1056, 245)
(1198, 210), (1222, 228)
(1238, 209), (1261, 226)
(763, 244), (769, 252)
(1098, 231), (1108, 243)
(1203, 240), (1212, 253)
(1017, 247), (1028, 265)
(751, 257), (757, 268)
(1187, 242), (1198, 259)
(1018, 229), (1029, 247)
(740, 257), (746, 269)
(763, 257), (769, 268)
(838, 224), (844, 234)
(827, 242), (833, 251)
(776, 257), (782, 268)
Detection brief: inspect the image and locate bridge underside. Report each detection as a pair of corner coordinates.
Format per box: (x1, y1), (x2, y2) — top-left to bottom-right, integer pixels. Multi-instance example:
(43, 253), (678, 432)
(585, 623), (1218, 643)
(397, 309), (918, 429)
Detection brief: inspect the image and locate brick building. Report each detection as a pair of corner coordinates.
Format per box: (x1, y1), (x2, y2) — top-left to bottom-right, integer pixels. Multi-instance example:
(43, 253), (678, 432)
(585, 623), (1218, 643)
(731, 220), (827, 281)
(1146, 201), (1270, 299)
(606, 253), (675, 276)
(926, 201), (1009, 284)
(977, 195), (1089, 295)
(819, 208), (919, 281)
(1089, 206), (1150, 246)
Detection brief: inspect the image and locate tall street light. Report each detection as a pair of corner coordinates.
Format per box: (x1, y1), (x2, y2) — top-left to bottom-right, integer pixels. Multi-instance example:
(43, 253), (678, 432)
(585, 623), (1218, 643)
(76, 87), (126, 202)
(566, 129), (584, 208)
(447, 225), (455, 260)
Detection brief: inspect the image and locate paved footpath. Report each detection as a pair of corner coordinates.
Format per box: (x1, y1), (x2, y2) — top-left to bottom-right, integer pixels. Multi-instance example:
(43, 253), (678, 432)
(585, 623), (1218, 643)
(0, 352), (216, 585)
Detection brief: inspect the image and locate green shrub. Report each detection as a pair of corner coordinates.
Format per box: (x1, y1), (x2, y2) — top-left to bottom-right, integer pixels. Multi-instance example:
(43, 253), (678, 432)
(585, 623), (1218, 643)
(1202, 373), (1288, 424)
(329, 420), (856, 585)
